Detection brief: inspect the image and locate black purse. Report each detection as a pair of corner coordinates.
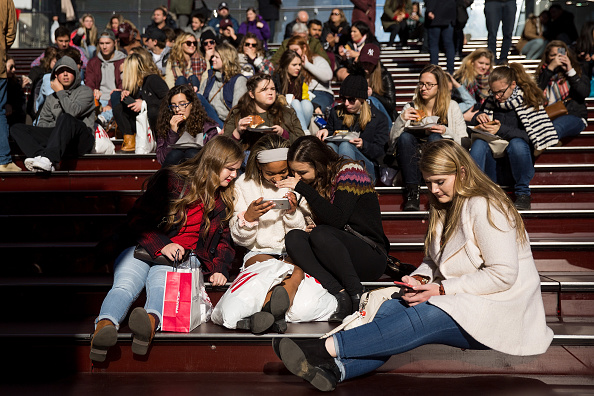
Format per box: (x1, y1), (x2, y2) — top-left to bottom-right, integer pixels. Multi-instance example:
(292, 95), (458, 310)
(134, 245), (190, 265)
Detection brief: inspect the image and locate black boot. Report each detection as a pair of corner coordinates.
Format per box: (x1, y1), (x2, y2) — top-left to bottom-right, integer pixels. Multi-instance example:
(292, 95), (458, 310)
(404, 184), (420, 211)
(268, 287), (291, 334)
(278, 338), (341, 392)
(350, 292), (364, 313)
(236, 311), (275, 334)
(329, 290), (352, 323)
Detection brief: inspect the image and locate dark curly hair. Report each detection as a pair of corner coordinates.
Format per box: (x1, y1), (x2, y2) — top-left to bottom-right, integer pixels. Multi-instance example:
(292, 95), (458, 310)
(156, 85), (210, 139)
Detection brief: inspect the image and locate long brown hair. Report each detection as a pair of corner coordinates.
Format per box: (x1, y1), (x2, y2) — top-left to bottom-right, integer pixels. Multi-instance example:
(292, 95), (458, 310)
(413, 64), (450, 125)
(239, 33), (266, 58)
(490, 63), (544, 109)
(287, 136), (353, 201)
(286, 36), (314, 84)
(275, 49), (304, 97)
(453, 49), (494, 87)
(165, 136), (243, 237)
(366, 61), (385, 96)
(420, 139), (527, 256)
(244, 134), (290, 182)
(156, 85), (210, 138)
(232, 74), (290, 129)
(535, 40), (582, 78)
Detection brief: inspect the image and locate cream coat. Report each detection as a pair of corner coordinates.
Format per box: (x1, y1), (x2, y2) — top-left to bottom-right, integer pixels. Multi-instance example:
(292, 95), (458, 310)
(411, 196), (553, 356)
(390, 99), (468, 145)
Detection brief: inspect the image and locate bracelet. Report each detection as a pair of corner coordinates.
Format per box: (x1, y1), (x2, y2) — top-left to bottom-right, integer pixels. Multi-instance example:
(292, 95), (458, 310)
(411, 275), (430, 285)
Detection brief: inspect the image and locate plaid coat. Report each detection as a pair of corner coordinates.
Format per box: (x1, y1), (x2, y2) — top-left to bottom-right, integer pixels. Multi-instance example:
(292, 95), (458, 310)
(128, 169), (235, 278)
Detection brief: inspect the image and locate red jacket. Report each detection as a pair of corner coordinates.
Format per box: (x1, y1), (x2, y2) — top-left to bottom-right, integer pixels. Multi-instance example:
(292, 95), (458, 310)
(85, 54), (125, 94)
(351, 0), (377, 35)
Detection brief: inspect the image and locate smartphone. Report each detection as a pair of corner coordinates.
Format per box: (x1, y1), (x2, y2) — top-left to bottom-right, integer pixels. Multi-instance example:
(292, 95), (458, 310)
(122, 96), (135, 106)
(305, 216), (316, 226)
(264, 198), (290, 210)
(558, 47), (566, 56)
(393, 281), (414, 289)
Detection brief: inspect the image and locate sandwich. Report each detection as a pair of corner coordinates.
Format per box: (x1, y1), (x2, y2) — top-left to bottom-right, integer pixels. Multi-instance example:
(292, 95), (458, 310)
(249, 115), (265, 128)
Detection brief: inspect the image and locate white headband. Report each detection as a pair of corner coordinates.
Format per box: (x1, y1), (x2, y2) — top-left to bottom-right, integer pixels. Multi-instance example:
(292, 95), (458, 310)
(257, 148), (289, 164)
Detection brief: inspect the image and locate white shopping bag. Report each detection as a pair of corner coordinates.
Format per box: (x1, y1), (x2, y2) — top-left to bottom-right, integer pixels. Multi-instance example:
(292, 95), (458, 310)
(286, 273), (337, 323)
(91, 124), (116, 154)
(211, 259), (292, 329)
(135, 101), (156, 154)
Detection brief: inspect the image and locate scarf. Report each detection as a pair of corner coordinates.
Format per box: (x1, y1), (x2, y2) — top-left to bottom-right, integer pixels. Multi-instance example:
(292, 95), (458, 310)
(172, 52), (208, 80)
(482, 87), (559, 150)
(353, 35), (367, 52)
(467, 73), (490, 104)
(542, 64), (570, 106)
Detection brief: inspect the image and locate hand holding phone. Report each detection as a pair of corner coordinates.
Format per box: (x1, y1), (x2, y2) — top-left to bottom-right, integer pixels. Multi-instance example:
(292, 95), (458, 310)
(393, 281), (414, 289)
(263, 198), (290, 210)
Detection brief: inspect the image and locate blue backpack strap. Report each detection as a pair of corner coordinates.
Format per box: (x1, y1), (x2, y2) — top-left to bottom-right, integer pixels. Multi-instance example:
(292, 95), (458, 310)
(222, 74), (245, 109)
(203, 69), (216, 99)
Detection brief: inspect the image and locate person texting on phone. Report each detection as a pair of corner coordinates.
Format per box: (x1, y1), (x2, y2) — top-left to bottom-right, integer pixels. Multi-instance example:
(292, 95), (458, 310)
(316, 65), (390, 182)
(390, 64), (466, 211)
(535, 41), (589, 141)
(278, 136), (389, 323)
(273, 139), (553, 392)
(213, 134), (336, 333)
(89, 136), (241, 363)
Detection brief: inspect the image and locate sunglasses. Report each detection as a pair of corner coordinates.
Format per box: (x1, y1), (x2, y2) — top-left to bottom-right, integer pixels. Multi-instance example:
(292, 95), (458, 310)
(340, 97), (358, 103)
(244, 42), (257, 48)
(203, 39), (216, 46)
(184, 40), (197, 46)
(331, 12), (340, 16)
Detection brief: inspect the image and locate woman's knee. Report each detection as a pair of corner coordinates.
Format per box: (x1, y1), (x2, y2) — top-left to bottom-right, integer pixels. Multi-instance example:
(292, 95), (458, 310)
(285, 228), (308, 248)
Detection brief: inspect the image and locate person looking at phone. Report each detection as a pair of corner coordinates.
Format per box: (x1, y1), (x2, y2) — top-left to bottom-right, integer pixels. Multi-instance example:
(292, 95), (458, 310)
(535, 41), (589, 141)
(213, 134), (337, 333)
(316, 65), (390, 183)
(273, 139), (553, 392)
(390, 64), (467, 211)
(469, 63), (558, 211)
(278, 136), (389, 323)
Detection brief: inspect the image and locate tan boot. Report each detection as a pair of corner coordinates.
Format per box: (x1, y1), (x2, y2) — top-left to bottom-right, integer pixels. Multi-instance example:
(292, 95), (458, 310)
(0, 162), (22, 172)
(129, 307), (158, 355)
(121, 134), (136, 152)
(89, 319), (117, 362)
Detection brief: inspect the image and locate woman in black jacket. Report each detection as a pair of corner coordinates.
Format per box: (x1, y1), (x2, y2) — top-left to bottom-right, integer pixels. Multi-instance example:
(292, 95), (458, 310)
(536, 41), (589, 140)
(357, 44), (396, 122)
(335, 21), (380, 81)
(425, 0), (456, 74)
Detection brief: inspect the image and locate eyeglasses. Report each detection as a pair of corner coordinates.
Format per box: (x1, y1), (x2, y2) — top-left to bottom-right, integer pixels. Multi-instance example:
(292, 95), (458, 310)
(169, 102), (191, 111)
(184, 40), (197, 46)
(331, 12), (340, 16)
(244, 42), (257, 48)
(489, 85), (511, 98)
(417, 82), (437, 89)
(340, 97), (358, 103)
(203, 39), (215, 46)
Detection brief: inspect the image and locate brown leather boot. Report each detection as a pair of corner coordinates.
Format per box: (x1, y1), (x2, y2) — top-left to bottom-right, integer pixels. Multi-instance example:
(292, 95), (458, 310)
(129, 307), (158, 355)
(121, 134), (136, 152)
(89, 319), (117, 362)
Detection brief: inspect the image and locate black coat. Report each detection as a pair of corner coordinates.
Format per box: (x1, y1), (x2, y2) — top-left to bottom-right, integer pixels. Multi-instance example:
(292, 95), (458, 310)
(425, 0), (456, 27)
(372, 64), (397, 121)
(472, 99), (530, 144)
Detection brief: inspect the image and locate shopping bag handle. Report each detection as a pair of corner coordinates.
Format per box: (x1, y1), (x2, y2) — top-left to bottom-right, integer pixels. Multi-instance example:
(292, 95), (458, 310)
(172, 249), (199, 271)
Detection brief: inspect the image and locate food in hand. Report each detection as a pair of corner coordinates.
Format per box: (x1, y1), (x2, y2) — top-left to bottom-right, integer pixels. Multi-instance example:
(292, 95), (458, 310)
(249, 115), (265, 128)
(415, 109), (426, 121)
(484, 120), (497, 125)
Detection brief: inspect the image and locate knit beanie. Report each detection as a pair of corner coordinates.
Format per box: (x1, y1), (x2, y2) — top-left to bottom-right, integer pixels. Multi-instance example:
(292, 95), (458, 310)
(340, 65), (368, 99)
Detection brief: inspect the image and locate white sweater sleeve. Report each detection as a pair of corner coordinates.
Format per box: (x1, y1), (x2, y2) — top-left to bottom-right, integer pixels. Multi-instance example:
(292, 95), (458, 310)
(443, 100), (468, 145)
(389, 103), (411, 146)
(229, 184), (259, 248)
(303, 56), (333, 83)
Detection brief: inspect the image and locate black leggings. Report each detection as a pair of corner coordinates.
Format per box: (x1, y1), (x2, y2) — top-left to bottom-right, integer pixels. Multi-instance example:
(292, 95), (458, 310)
(285, 225), (386, 296)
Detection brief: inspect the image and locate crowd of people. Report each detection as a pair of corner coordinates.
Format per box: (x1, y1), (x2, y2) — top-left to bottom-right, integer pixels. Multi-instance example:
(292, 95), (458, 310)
(2, 0), (592, 391)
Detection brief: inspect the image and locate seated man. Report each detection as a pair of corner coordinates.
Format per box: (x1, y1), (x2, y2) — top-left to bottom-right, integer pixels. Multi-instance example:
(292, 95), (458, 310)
(208, 2), (239, 32)
(142, 27), (171, 75)
(31, 26), (88, 73)
(284, 10), (309, 40)
(85, 30), (126, 127)
(219, 18), (243, 47)
(10, 56), (95, 172)
(271, 23), (330, 66)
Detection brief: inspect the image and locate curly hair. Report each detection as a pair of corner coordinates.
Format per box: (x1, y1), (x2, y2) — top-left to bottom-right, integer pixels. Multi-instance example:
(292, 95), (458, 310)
(169, 32), (199, 72)
(239, 33), (265, 58)
(156, 85), (211, 139)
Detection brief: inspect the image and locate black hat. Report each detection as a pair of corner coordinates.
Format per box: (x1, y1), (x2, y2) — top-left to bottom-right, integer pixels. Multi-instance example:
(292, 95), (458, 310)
(200, 29), (217, 45)
(141, 27), (166, 42)
(340, 66), (368, 99)
(218, 2), (229, 10)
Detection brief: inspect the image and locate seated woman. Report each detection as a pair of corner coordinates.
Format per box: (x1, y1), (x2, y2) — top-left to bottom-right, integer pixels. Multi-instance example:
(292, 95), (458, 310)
(454, 49), (494, 121)
(322, 8), (350, 39)
(390, 64), (467, 211)
(212, 135), (337, 333)
(317, 67), (390, 182)
(273, 50), (314, 133)
(238, 33), (274, 78)
(516, 13), (547, 60)
(164, 32), (208, 90)
(111, 53), (169, 152)
(238, 8), (271, 50)
(156, 85), (220, 166)
(198, 42), (248, 128)
(382, 0), (412, 47)
(535, 41), (589, 141)
(278, 136), (389, 323)
(274, 139), (553, 392)
(286, 36), (335, 117)
(224, 73), (304, 148)
(89, 136), (243, 362)
(469, 63), (558, 211)
(336, 21), (380, 81)
(356, 43), (396, 123)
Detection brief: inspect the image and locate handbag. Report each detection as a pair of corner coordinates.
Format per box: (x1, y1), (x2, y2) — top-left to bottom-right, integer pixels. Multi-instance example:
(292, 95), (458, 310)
(133, 245), (191, 265)
(545, 100), (569, 120)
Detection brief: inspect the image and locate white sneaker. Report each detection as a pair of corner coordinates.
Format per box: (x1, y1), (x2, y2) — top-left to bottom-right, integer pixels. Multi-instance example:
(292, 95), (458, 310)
(24, 156), (54, 172)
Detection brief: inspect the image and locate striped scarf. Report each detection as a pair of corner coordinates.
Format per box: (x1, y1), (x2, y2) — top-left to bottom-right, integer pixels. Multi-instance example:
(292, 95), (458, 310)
(482, 87), (559, 150)
(172, 52), (207, 80)
(542, 64), (570, 106)
(467, 73), (490, 104)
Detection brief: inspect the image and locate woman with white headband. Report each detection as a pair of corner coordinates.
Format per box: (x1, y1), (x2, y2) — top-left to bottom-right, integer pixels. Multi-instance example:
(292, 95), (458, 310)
(211, 134), (337, 333)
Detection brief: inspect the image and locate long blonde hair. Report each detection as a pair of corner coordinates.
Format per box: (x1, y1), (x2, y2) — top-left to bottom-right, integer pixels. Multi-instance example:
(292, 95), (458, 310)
(454, 49), (494, 86)
(170, 32), (199, 72)
(413, 64), (450, 125)
(79, 14), (98, 46)
(122, 53), (160, 94)
(214, 42), (242, 83)
(166, 136), (243, 236)
(490, 63), (545, 109)
(336, 100), (372, 130)
(420, 140), (527, 256)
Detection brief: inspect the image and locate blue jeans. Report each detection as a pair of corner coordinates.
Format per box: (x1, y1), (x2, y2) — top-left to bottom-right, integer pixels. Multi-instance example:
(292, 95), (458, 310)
(0, 78), (10, 165)
(197, 94), (224, 128)
(521, 38), (547, 60)
(428, 25), (455, 74)
(552, 114), (585, 140)
(327, 141), (376, 182)
(95, 246), (200, 329)
(99, 99), (113, 123)
(291, 99), (314, 132)
(311, 91), (335, 115)
(176, 75), (200, 89)
(470, 137), (534, 196)
(485, 0), (517, 63)
(333, 300), (487, 381)
(396, 131), (443, 185)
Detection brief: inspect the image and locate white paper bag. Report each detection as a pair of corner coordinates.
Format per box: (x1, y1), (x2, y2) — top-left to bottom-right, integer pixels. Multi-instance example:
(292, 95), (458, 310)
(91, 124), (116, 154)
(286, 273), (337, 323)
(135, 101), (156, 154)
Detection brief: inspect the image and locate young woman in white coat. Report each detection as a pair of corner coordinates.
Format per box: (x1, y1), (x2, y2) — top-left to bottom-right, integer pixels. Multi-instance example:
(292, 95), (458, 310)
(390, 64), (467, 211)
(274, 139), (553, 392)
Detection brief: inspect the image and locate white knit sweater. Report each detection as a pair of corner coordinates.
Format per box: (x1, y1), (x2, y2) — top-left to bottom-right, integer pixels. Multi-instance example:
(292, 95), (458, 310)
(412, 196), (554, 356)
(230, 174), (311, 254)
